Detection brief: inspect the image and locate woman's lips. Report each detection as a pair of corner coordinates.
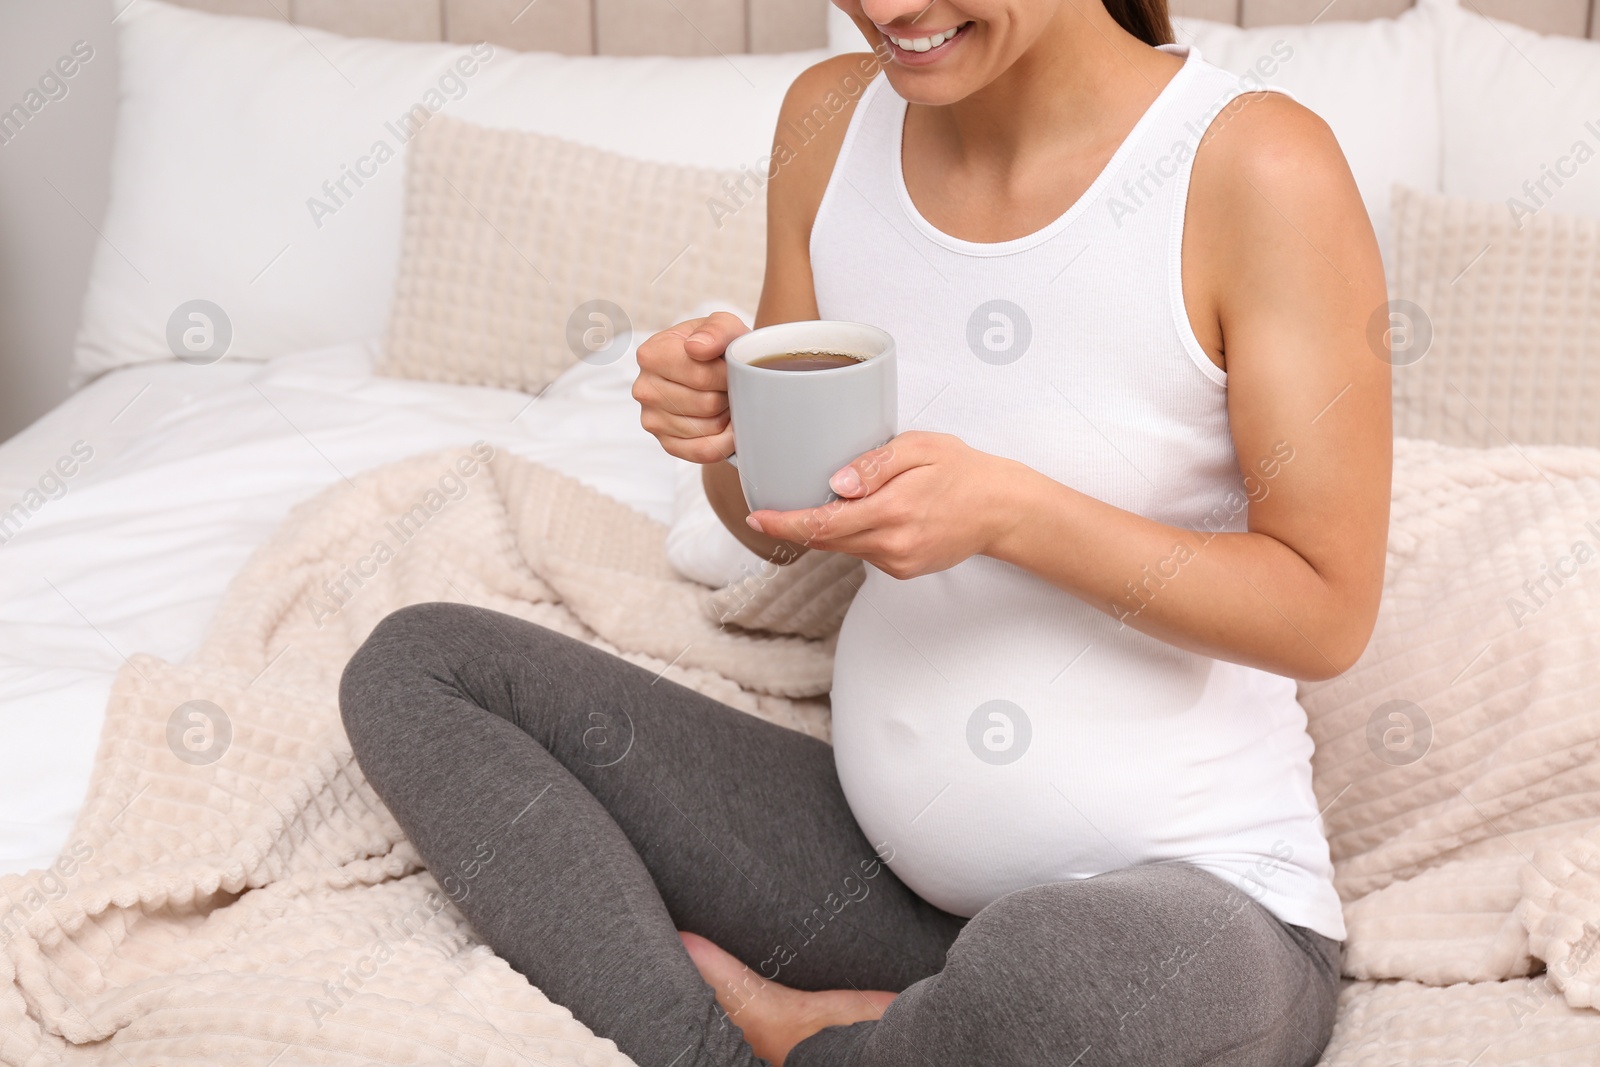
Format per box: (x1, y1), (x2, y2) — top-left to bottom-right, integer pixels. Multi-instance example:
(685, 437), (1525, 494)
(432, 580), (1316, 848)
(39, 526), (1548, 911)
(879, 21), (972, 66)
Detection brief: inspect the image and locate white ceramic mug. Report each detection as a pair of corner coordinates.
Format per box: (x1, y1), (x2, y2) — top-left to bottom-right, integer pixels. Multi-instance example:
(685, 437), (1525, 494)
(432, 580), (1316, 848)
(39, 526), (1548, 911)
(724, 320), (897, 512)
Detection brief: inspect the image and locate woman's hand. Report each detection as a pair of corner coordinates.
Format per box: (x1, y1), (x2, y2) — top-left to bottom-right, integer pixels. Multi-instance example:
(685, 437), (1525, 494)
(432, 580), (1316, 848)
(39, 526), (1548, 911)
(633, 312), (749, 464)
(745, 430), (1028, 580)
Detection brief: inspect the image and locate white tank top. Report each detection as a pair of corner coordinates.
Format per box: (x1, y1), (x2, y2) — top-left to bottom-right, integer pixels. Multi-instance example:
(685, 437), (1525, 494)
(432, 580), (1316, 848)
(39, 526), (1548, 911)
(813, 46), (1345, 940)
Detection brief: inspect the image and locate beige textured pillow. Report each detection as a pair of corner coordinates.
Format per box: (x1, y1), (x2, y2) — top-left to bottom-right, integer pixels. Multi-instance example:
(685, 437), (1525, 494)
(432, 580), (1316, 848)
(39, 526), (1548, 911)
(1389, 185), (1600, 447)
(1300, 437), (1600, 984)
(381, 116), (767, 393)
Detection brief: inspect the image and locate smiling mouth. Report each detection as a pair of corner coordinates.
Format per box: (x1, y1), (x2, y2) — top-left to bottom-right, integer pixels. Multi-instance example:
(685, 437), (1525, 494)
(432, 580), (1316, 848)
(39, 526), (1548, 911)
(880, 20), (972, 56)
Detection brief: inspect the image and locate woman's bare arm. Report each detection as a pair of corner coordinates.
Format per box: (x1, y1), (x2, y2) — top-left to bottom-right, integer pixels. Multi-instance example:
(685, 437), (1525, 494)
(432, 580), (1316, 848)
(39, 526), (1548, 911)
(699, 53), (882, 564)
(990, 94), (1391, 678)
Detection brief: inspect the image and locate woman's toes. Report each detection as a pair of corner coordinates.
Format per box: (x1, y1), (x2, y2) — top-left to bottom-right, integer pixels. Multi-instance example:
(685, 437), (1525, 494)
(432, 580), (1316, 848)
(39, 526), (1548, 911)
(676, 930), (898, 1066)
(679, 932), (773, 1018)
(680, 932), (758, 991)
(858, 989), (897, 1014)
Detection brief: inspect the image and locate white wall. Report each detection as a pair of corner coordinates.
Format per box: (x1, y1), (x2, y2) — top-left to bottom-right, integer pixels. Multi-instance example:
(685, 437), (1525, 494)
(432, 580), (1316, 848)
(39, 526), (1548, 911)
(0, 0), (118, 443)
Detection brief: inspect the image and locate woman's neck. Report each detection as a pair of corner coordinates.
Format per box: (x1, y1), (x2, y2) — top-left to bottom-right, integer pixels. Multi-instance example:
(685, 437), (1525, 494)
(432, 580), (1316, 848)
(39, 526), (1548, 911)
(919, 4), (1182, 172)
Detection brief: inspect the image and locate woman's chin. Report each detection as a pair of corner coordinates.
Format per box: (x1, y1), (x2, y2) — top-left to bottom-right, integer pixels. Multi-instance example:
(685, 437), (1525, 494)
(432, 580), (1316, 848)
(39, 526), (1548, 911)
(883, 68), (984, 107)
(877, 29), (989, 104)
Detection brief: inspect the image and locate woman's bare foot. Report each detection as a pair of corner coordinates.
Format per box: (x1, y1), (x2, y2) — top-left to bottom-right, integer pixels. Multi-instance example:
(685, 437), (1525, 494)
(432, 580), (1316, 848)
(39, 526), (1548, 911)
(679, 931), (896, 1065)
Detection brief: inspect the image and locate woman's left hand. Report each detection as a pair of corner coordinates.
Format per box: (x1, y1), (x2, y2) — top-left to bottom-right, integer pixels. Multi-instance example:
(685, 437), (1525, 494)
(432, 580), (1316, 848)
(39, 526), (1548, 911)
(745, 430), (1027, 580)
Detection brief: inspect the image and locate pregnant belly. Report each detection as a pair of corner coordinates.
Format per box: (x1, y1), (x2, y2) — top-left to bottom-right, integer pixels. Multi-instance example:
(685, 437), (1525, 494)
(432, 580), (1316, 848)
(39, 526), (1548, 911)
(830, 697), (1171, 917)
(826, 566), (1280, 917)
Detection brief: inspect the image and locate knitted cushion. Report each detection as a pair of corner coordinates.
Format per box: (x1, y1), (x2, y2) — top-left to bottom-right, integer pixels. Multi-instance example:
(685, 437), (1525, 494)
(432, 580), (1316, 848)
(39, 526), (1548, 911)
(380, 116), (768, 393)
(1300, 438), (1600, 984)
(1520, 820), (1600, 1008)
(706, 549), (864, 641)
(1388, 185), (1600, 447)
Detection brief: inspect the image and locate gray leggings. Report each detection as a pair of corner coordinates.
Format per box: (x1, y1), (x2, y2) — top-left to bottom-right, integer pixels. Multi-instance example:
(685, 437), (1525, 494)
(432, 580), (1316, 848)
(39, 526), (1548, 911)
(339, 603), (1341, 1067)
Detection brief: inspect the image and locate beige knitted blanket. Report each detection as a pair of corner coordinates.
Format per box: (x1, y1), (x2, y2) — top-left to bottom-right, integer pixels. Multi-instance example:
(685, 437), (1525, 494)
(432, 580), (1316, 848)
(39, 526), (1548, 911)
(2, 445), (1598, 1066)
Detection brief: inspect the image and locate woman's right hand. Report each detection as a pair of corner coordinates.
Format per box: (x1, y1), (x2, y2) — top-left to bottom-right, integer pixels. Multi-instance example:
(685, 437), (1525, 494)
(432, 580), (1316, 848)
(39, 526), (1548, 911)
(633, 311), (750, 464)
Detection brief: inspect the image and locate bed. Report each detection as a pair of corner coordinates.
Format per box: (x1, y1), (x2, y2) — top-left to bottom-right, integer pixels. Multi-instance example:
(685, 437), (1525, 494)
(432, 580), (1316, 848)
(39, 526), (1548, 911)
(3, 0), (1600, 1064)
(0, 340), (681, 878)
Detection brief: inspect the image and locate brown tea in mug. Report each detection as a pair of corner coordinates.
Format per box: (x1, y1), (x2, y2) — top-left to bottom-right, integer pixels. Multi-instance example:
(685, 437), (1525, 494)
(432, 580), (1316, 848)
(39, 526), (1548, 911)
(750, 350), (866, 372)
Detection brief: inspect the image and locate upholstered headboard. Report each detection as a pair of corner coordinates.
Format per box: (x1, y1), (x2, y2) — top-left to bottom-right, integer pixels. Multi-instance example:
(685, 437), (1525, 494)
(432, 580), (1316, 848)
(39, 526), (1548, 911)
(163, 0), (831, 53)
(162, 0), (1599, 54)
(1174, 0), (1595, 37)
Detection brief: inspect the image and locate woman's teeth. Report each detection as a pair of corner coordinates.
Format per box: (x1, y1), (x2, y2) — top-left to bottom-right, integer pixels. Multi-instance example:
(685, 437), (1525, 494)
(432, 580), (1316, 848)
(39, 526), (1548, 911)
(888, 22), (968, 53)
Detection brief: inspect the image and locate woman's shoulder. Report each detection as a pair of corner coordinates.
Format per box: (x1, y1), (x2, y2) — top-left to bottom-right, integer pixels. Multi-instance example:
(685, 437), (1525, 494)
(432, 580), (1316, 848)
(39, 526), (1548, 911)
(1191, 89), (1352, 215)
(779, 51), (886, 117)
(1180, 81), (1386, 377)
(763, 52), (886, 255)
(771, 51), (885, 181)
(1183, 85), (1376, 283)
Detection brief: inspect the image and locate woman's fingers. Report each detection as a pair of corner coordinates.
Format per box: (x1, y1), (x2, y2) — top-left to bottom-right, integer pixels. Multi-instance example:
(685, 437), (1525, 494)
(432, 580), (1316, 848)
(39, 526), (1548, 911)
(656, 426), (735, 465)
(684, 311), (750, 361)
(749, 497), (874, 544)
(633, 373), (729, 420)
(751, 450), (931, 541)
(827, 433), (932, 499)
(637, 331), (727, 392)
(639, 402), (729, 442)
(634, 315), (745, 464)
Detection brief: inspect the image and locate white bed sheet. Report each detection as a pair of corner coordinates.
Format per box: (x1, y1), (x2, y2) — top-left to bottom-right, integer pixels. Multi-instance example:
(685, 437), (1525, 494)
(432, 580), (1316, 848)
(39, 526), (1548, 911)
(0, 342), (675, 877)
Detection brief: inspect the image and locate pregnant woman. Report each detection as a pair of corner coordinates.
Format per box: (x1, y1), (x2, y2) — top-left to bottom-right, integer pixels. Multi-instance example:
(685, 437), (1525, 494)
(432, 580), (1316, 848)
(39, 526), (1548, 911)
(340, 1), (1390, 1064)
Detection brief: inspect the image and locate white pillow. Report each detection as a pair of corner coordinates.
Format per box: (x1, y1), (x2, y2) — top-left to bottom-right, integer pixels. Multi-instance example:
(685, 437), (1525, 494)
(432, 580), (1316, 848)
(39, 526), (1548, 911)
(1433, 0), (1600, 223)
(667, 459), (768, 588)
(73, 0), (824, 385)
(1173, 4), (1442, 266)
